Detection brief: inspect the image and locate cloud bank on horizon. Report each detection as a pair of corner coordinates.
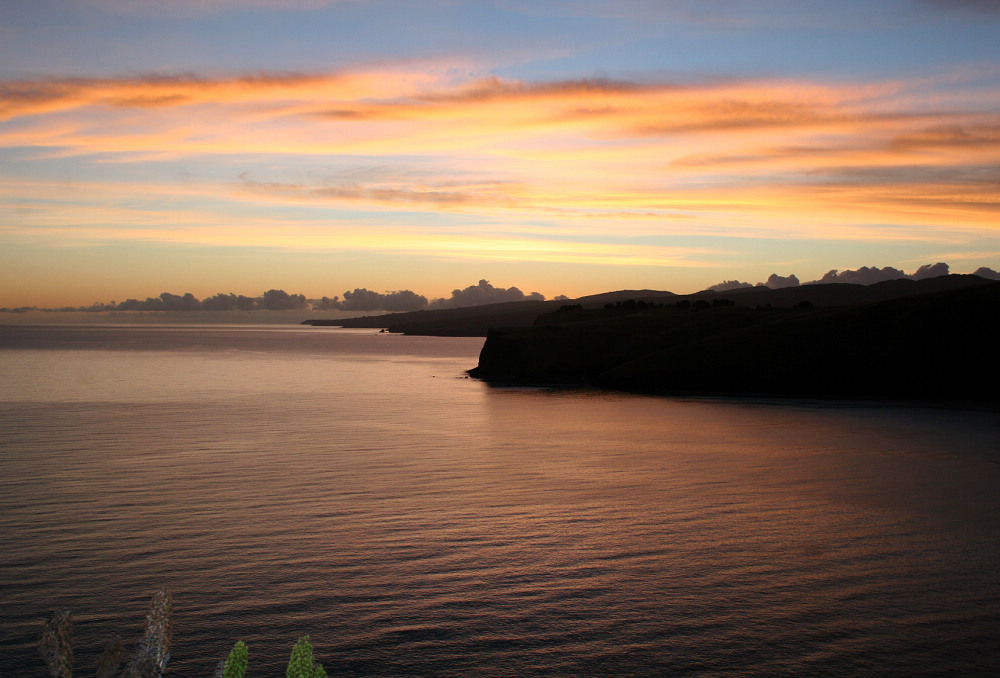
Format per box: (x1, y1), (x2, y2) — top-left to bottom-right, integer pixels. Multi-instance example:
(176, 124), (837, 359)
(706, 262), (1000, 291)
(1, 1), (998, 306)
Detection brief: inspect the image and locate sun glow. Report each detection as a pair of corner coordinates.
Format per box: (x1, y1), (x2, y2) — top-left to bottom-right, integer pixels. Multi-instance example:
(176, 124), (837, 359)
(2, 55), (999, 306)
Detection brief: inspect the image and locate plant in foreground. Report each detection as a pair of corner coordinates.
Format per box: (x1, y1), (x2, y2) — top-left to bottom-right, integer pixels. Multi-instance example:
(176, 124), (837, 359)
(121, 588), (172, 678)
(285, 636), (327, 678)
(212, 636), (326, 678)
(95, 636), (124, 678)
(213, 639), (248, 678)
(42, 590), (327, 677)
(39, 608), (73, 678)
(40, 589), (169, 678)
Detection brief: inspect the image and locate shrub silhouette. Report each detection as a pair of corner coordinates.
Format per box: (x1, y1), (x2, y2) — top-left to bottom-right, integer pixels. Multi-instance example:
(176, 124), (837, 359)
(40, 589), (170, 678)
(95, 637), (124, 678)
(285, 636), (327, 678)
(40, 590), (325, 678)
(214, 640), (248, 678)
(39, 609), (73, 678)
(121, 588), (172, 678)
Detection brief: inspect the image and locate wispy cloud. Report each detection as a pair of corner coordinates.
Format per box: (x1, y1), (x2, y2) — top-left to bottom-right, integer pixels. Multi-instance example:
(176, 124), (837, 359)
(2, 64), (999, 263)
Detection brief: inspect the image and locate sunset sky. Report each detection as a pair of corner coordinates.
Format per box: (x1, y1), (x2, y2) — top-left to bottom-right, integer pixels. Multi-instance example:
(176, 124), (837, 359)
(2, 0), (999, 307)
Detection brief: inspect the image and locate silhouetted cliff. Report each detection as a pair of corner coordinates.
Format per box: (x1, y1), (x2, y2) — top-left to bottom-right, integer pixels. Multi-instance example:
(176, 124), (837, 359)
(469, 279), (1000, 401)
(304, 276), (989, 337)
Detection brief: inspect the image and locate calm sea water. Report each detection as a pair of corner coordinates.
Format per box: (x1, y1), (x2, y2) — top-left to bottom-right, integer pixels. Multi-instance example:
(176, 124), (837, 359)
(2, 324), (999, 677)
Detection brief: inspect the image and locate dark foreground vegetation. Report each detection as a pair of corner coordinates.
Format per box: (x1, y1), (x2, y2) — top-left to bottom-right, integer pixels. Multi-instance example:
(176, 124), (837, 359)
(38, 590), (326, 678)
(309, 275), (999, 401)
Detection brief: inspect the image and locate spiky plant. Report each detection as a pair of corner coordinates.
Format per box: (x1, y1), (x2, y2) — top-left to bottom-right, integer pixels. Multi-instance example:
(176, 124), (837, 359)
(144, 588), (173, 670)
(39, 608), (73, 678)
(122, 588), (173, 678)
(95, 635), (124, 678)
(39, 590), (334, 678)
(286, 636), (327, 678)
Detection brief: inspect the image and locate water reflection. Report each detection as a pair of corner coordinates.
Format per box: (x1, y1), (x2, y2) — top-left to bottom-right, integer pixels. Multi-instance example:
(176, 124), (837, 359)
(1, 327), (998, 676)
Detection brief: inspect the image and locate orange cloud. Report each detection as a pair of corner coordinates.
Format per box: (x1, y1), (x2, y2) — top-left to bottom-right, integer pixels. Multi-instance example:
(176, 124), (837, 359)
(2, 65), (998, 257)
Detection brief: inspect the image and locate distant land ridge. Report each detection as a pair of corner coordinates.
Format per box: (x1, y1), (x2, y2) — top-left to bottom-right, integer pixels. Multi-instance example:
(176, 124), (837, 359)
(307, 275), (1000, 401)
(304, 274), (991, 335)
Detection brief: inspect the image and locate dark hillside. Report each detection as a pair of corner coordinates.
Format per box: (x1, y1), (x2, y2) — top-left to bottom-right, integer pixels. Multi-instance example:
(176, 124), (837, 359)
(302, 291), (680, 336)
(470, 281), (1000, 401)
(303, 275), (995, 337)
(693, 273), (993, 309)
(304, 300), (557, 335)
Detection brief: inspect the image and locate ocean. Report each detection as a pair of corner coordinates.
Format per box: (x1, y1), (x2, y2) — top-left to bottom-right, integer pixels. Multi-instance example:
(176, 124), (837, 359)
(2, 324), (999, 676)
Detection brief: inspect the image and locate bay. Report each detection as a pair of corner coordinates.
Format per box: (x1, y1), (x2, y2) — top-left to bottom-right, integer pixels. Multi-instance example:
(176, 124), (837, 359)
(1, 324), (999, 676)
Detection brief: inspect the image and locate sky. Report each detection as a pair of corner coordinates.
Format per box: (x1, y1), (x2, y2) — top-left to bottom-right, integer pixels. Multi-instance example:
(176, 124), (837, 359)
(1, 0), (999, 307)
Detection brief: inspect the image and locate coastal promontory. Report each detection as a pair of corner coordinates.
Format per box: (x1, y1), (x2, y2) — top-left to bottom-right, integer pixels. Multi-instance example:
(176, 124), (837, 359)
(308, 275), (1000, 401)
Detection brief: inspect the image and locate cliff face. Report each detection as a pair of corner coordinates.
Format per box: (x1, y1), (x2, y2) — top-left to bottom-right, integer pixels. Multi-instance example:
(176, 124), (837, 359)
(469, 281), (1000, 401)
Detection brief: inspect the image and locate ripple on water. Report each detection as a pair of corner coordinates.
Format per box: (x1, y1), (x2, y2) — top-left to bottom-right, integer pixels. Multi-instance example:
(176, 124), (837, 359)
(1, 326), (999, 676)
